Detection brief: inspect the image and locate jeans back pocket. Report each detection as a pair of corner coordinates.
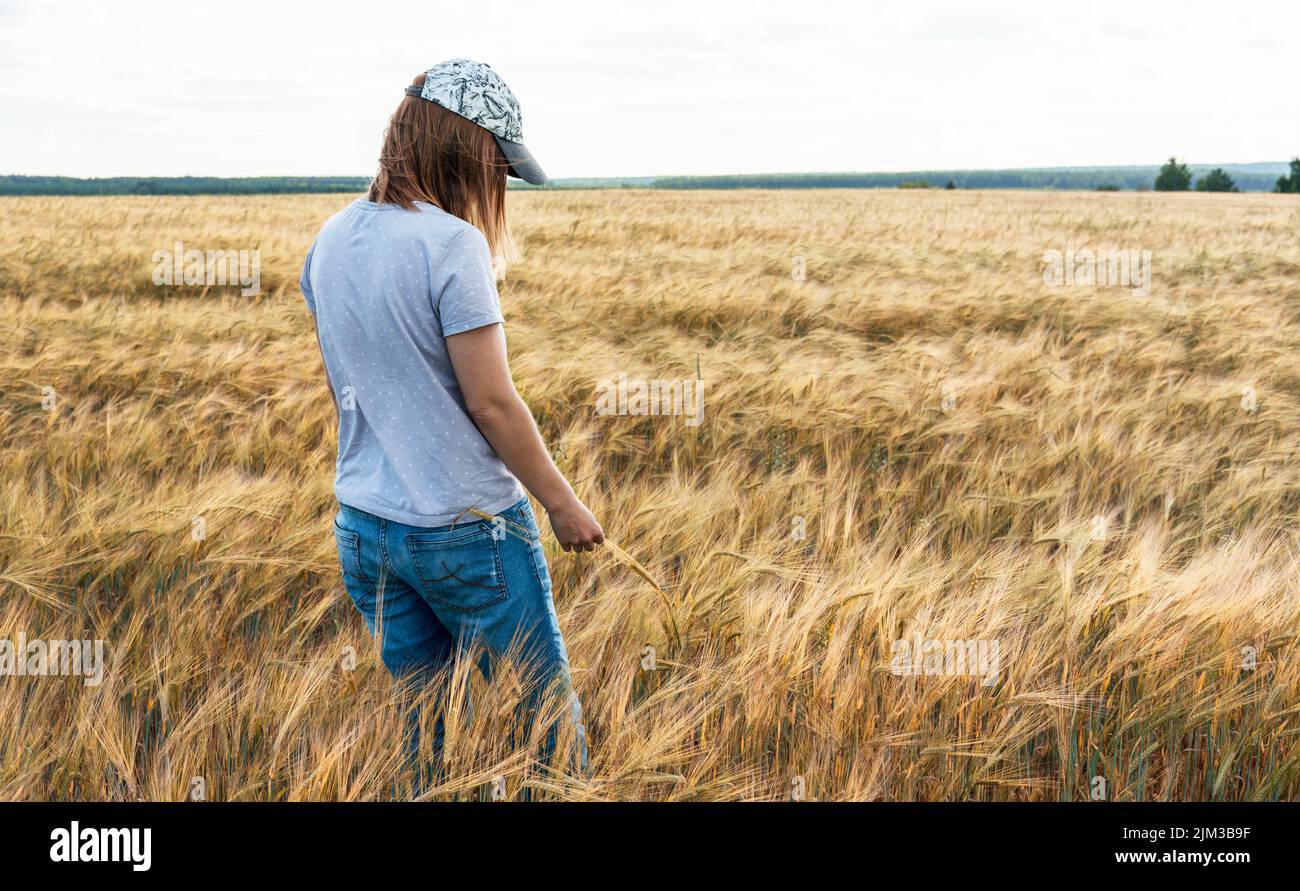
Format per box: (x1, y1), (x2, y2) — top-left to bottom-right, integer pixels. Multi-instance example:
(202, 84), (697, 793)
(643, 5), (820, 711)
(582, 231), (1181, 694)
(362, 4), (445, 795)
(333, 520), (377, 606)
(405, 525), (508, 612)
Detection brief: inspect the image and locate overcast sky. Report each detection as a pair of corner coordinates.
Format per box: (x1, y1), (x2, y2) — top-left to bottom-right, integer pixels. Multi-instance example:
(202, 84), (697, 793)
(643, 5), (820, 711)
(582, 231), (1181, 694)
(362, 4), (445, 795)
(1, 0), (1296, 179)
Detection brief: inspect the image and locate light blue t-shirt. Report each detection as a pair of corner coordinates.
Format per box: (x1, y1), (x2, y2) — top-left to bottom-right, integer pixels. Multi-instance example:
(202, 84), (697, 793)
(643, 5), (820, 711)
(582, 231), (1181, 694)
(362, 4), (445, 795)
(301, 199), (522, 526)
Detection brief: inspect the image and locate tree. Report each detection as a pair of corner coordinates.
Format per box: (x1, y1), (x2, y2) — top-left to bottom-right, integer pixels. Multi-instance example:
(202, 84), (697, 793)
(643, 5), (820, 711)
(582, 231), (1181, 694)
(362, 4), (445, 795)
(1275, 158), (1300, 193)
(1154, 157), (1193, 191)
(1195, 168), (1238, 192)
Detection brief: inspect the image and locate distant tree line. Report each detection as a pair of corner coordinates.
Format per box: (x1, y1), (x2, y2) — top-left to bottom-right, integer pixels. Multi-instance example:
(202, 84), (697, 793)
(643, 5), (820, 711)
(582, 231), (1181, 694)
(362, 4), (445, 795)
(1155, 158), (1240, 192)
(1275, 159), (1300, 193)
(1154, 157), (1300, 193)
(652, 166), (1285, 192)
(0, 175), (372, 196)
(3, 164), (1297, 196)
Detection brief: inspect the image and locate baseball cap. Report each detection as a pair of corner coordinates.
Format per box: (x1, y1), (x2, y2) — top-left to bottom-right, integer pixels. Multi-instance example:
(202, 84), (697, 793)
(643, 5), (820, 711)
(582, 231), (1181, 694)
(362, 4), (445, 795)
(403, 59), (547, 186)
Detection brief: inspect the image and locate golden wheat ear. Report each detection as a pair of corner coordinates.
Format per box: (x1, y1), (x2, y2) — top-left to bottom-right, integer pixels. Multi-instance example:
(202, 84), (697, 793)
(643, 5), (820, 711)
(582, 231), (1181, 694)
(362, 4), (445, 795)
(598, 539), (665, 594)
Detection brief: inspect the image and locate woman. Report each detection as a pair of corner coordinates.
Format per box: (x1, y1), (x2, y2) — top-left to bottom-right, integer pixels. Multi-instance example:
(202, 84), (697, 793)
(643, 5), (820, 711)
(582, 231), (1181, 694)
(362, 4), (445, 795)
(300, 59), (602, 781)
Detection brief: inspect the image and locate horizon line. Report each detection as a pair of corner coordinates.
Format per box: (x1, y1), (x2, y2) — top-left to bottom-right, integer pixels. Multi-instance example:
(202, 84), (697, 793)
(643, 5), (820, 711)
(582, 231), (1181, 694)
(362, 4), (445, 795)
(3, 160), (1295, 182)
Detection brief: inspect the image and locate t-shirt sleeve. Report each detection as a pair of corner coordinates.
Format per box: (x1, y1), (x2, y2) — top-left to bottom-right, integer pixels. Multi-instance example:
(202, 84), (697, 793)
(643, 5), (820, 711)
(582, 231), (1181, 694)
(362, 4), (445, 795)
(300, 239), (317, 314)
(433, 227), (503, 337)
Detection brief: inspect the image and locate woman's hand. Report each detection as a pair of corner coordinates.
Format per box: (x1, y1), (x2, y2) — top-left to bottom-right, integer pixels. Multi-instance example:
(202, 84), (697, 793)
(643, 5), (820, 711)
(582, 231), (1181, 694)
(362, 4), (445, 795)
(547, 498), (605, 552)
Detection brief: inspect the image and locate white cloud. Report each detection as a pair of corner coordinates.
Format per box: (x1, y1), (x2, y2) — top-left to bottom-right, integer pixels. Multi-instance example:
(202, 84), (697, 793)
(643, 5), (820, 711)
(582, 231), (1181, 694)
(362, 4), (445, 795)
(1, 0), (1297, 178)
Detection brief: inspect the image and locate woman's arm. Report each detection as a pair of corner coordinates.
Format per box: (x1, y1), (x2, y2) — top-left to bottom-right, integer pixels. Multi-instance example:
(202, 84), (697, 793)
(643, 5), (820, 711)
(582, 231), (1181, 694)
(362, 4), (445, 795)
(312, 322), (338, 423)
(446, 324), (604, 552)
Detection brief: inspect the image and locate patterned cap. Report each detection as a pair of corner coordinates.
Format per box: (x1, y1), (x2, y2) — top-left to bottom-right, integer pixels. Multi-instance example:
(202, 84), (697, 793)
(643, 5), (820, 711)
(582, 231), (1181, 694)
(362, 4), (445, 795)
(404, 59), (546, 185)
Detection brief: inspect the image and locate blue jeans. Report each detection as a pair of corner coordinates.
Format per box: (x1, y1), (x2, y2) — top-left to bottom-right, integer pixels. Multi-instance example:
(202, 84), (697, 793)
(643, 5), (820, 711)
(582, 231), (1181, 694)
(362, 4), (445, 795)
(333, 496), (587, 788)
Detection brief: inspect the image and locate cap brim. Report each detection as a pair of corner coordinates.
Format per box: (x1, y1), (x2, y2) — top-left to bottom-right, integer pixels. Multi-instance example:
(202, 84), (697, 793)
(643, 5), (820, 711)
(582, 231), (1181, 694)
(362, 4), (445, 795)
(495, 136), (547, 185)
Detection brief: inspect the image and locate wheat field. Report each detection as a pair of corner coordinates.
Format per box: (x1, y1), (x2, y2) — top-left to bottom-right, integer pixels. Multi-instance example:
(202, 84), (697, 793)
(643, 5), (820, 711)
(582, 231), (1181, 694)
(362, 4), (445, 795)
(1, 188), (1298, 801)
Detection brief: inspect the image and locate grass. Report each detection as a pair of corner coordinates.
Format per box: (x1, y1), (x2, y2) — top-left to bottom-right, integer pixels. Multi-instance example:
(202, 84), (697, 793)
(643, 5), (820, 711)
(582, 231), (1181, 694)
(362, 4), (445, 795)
(1, 188), (1299, 800)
